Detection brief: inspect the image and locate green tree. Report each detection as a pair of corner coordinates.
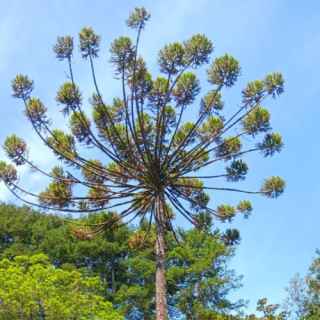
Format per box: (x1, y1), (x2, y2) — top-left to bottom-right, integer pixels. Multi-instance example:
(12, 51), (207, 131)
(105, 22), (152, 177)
(0, 204), (243, 319)
(115, 224), (243, 319)
(0, 253), (122, 319)
(255, 298), (287, 319)
(0, 7), (285, 319)
(284, 251), (320, 320)
(0, 204), (131, 304)
(283, 274), (307, 320)
(167, 227), (244, 319)
(239, 298), (287, 320)
(303, 253), (320, 319)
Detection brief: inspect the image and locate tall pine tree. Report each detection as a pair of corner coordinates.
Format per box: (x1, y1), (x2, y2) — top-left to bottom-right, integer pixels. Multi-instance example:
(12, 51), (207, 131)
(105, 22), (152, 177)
(0, 7), (285, 319)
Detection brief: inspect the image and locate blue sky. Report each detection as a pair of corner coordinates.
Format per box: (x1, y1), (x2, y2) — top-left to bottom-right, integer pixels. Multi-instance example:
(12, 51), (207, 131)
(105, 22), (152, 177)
(1, 0), (320, 313)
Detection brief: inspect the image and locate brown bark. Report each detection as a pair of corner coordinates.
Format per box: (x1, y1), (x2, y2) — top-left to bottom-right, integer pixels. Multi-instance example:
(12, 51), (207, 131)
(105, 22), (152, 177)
(155, 199), (168, 320)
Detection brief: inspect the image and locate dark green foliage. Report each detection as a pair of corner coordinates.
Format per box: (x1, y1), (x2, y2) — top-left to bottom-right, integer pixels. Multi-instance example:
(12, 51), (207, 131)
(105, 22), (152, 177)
(69, 111), (91, 143)
(222, 229), (241, 246)
(167, 228), (244, 319)
(259, 132), (284, 157)
(226, 160), (248, 182)
(0, 204), (243, 319)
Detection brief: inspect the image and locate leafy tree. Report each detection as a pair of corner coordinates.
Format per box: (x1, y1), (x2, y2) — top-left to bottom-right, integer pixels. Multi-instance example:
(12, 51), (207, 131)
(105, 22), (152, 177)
(0, 253), (122, 319)
(283, 274), (307, 320)
(0, 6), (285, 319)
(118, 214), (243, 319)
(240, 298), (287, 320)
(166, 227), (244, 319)
(255, 298), (287, 319)
(0, 204), (242, 319)
(0, 204), (131, 303)
(304, 251), (320, 319)
(284, 251), (320, 320)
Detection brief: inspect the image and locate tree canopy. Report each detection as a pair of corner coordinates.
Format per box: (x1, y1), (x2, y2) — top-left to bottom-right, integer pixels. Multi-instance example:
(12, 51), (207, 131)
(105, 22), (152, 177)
(0, 203), (243, 319)
(0, 253), (122, 320)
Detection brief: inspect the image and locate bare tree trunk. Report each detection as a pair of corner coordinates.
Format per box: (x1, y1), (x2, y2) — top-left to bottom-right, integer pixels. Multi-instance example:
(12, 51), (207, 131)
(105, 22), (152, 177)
(155, 199), (168, 320)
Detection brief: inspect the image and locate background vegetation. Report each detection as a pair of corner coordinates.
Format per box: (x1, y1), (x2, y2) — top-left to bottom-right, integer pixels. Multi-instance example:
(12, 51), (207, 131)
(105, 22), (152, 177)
(0, 204), (318, 319)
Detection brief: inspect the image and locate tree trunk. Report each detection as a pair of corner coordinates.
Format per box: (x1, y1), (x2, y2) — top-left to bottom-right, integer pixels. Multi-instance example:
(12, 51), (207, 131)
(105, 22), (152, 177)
(155, 199), (168, 320)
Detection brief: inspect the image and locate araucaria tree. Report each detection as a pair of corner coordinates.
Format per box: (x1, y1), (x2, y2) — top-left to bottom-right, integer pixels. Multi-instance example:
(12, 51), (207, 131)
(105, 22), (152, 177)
(0, 7), (285, 320)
